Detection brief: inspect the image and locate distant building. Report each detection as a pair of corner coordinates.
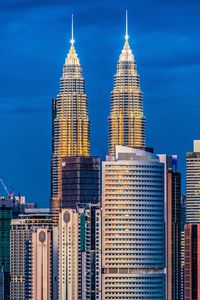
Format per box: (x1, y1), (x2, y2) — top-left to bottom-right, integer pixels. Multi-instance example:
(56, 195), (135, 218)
(186, 140), (200, 223)
(10, 209), (58, 300)
(0, 200), (12, 300)
(61, 156), (100, 209)
(0, 196), (37, 300)
(184, 140), (200, 300)
(184, 223), (200, 300)
(181, 195), (186, 300)
(102, 146), (165, 299)
(0, 272), (3, 299)
(59, 205), (101, 300)
(158, 154), (182, 300)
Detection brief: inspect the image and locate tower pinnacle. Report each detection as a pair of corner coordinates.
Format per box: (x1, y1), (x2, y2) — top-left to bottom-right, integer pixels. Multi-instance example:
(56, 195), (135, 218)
(70, 14), (75, 45)
(125, 10), (129, 41)
(66, 14), (80, 66)
(108, 12), (145, 155)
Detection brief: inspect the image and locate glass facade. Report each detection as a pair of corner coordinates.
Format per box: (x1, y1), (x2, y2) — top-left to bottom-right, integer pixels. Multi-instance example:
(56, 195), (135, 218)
(61, 156), (100, 209)
(0, 206), (12, 300)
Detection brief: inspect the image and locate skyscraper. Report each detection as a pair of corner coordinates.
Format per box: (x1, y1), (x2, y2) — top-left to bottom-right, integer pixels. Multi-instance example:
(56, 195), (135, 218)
(181, 194), (186, 300)
(108, 11), (145, 155)
(58, 205), (101, 299)
(186, 140), (200, 223)
(102, 145), (165, 299)
(184, 224), (200, 300)
(0, 200), (12, 300)
(184, 140), (200, 299)
(32, 228), (52, 300)
(158, 154), (182, 300)
(51, 16), (90, 210)
(61, 156), (100, 208)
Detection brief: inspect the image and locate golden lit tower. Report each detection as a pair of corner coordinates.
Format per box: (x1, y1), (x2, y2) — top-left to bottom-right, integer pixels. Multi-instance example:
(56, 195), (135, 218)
(108, 11), (145, 155)
(51, 16), (90, 210)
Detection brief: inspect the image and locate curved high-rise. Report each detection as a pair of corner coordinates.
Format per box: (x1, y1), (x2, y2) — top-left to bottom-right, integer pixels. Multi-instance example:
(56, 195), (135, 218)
(51, 17), (90, 209)
(102, 146), (165, 300)
(108, 12), (145, 155)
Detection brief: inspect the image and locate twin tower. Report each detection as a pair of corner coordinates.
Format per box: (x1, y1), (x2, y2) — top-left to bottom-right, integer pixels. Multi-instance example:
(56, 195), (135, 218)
(51, 13), (146, 209)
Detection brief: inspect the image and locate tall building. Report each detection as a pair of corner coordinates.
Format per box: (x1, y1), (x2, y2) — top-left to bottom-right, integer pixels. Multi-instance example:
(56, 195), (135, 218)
(184, 140), (200, 299)
(0, 200), (12, 300)
(0, 273), (4, 300)
(32, 228), (52, 300)
(181, 195), (186, 300)
(108, 12), (145, 155)
(61, 156), (100, 208)
(51, 16), (90, 210)
(184, 224), (200, 300)
(58, 205), (101, 299)
(186, 140), (200, 223)
(10, 209), (58, 300)
(159, 155), (182, 300)
(102, 146), (165, 299)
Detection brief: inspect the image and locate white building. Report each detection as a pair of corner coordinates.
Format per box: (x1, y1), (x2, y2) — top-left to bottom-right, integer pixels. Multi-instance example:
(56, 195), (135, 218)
(102, 146), (165, 300)
(58, 209), (79, 300)
(58, 205), (101, 300)
(186, 140), (200, 223)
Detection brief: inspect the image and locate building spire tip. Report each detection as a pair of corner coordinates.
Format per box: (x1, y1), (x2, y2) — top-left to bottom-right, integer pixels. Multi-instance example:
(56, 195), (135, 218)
(70, 14), (75, 45)
(125, 10), (129, 41)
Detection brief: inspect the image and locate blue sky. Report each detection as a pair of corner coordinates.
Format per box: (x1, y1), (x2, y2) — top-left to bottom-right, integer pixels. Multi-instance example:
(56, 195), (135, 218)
(0, 0), (200, 206)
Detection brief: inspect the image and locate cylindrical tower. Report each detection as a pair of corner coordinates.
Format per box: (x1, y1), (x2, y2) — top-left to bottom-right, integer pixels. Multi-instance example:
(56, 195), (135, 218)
(102, 146), (165, 299)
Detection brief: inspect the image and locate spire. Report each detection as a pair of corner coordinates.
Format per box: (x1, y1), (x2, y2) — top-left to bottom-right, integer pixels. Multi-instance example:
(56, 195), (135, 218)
(125, 10), (129, 42)
(119, 11), (134, 62)
(70, 14), (75, 45)
(65, 14), (80, 66)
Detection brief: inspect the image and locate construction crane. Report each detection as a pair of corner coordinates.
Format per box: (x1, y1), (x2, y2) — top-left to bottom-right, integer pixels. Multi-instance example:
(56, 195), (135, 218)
(0, 178), (14, 199)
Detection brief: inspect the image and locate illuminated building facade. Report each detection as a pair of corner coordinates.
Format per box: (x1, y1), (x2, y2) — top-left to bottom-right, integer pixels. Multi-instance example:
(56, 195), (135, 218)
(108, 12), (145, 155)
(32, 228), (51, 300)
(158, 154), (181, 300)
(51, 17), (90, 210)
(58, 209), (79, 300)
(59, 205), (101, 300)
(186, 140), (200, 223)
(102, 146), (165, 300)
(184, 224), (200, 300)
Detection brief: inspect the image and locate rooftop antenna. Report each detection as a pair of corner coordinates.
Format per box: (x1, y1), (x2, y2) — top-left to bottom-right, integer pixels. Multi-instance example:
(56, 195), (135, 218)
(70, 14), (75, 45)
(125, 10), (129, 41)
